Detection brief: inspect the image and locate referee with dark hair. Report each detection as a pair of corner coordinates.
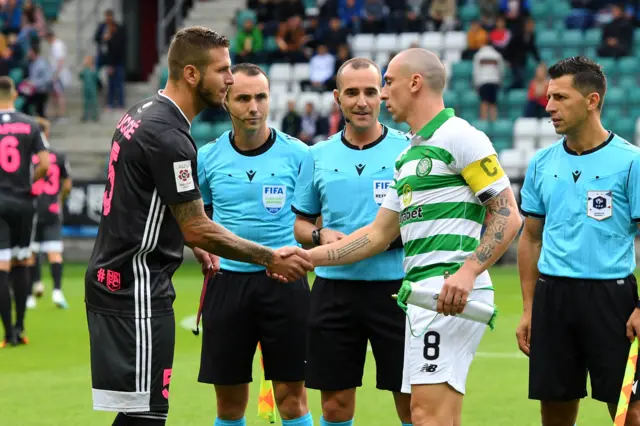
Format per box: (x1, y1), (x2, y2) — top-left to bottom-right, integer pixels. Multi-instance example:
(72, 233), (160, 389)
(517, 56), (640, 425)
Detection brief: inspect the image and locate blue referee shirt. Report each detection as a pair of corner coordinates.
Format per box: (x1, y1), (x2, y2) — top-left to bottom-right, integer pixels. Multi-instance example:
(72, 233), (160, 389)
(197, 128), (308, 272)
(292, 125), (409, 281)
(520, 133), (640, 279)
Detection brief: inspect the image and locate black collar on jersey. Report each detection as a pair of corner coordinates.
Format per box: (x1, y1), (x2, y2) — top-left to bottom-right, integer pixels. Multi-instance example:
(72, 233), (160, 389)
(230, 127), (276, 157)
(563, 131), (614, 156)
(341, 124), (388, 150)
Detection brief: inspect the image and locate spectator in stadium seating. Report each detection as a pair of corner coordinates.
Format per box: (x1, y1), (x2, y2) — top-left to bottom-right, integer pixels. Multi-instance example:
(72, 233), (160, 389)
(93, 9), (115, 69)
(275, 15), (308, 63)
(299, 101), (322, 145)
(327, 43), (351, 91)
(79, 55), (99, 122)
(102, 17), (126, 110)
(248, 0), (278, 32)
(504, 16), (539, 90)
(234, 16), (264, 64)
(277, 0), (307, 22)
(326, 102), (345, 136)
(319, 0), (340, 24)
(282, 100), (302, 136)
(361, 0), (388, 33)
(302, 44), (336, 92)
(0, 0), (22, 34)
(323, 17), (349, 54)
(479, 0), (499, 22)
(339, 0), (364, 33)
(567, 0), (597, 29)
(523, 63), (549, 118)
(381, 52), (395, 85)
(0, 45), (13, 76)
(428, 0), (457, 31)
(473, 44), (504, 121)
(21, 43), (52, 117)
(597, 3), (633, 58)
(46, 30), (71, 121)
(22, 0), (46, 37)
(489, 16), (511, 54)
(463, 20), (489, 60)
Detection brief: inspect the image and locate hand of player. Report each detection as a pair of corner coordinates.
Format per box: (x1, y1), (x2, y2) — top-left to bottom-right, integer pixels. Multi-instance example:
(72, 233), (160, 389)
(265, 247), (313, 283)
(319, 229), (346, 245)
(516, 310), (532, 357)
(395, 281), (412, 312)
(192, 247), (220, 275)
(626, 308), (640, 342)
(437, 268), (476, 316)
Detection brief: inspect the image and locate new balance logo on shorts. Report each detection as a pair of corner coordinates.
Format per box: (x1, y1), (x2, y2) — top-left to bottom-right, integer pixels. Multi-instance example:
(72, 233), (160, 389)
(420, 363), (438, 373)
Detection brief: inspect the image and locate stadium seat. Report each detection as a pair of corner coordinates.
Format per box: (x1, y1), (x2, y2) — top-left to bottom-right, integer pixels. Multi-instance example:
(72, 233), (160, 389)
(14, 95), (24, 111)
(271, 84), (293, 112)
(471, 120), (490, 134)
(9, 67), (23, 85)
(498, 149), (526, 177)
(451, 60), (472, 80)
(458, 3), (479, 23)
(492, 119), (513, 138)
(320, 91), (335, 113)
(584, 28), (602, 46)
(292, 63), (310, 82)
(539, 48), (556, 65)
(420, 32), (444, 54)
(444, 50), (462, 63)
(506, 89), (527, 109)
(191, 123), (214, 144)
(562, 30), (584, 48)
(491, 137), (512, 153)
(296, 92), (321, 110)
(627, 87), (640, 106)
(618, 57), (638, 76)
(269, 63), (292, 84)
(538, 118), (559, 146)
(618, 76), (637, 92)
(531, 1), (547, 20)
(264, 36), (279, 52)
(376, 34), (398, 53)
(537, 30), (560, 49)
(375, 52), (390, 67)
(551, 0), (572, 18)
(616, 117), (636, 142)
(399, 33), (421, 50)
(562, 48), (580, 59)
(443, 91), (458, 108)
(513, 137), (536, 152)
(634, 29), (640, 45)
(444, 31), (466, 51)
(596, 57), (615, 75)
(514, 118), (539, 139)
(351, 34), (375, 56)
(460, 90), (479, 109)
(606, 87), (626, 107)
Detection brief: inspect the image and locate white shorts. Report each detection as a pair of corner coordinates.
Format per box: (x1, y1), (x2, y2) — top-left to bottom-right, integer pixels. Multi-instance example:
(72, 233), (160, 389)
(401, 273), (494, 394)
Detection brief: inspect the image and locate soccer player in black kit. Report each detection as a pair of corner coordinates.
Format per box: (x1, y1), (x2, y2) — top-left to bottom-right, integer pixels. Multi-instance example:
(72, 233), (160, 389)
(84, 27), (313, 426)
(27, 117), (72, 310)
(0, 76), (50, 347)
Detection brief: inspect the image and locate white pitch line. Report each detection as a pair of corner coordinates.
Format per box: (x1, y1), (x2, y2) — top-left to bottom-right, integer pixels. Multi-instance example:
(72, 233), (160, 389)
(179, 315), (526, 360)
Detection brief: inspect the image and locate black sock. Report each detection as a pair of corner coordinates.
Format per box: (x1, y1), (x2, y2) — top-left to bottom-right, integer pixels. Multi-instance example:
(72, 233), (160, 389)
(50, 262), (62, 290)
(0, 271), (12, 340)
(112, 413), (166, 426)
(30, 254), (41, 290)
(10, 266), (29, 332)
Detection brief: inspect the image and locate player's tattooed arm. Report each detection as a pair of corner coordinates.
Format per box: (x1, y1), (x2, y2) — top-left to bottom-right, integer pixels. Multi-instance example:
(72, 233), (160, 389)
(310, 207), (401, 266)
(464, 188), (522, 274)
(169, 199), (274, 267)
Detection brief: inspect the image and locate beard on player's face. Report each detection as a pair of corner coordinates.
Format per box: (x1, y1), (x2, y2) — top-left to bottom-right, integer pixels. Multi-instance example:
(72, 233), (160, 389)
(196, 78), (222, 108)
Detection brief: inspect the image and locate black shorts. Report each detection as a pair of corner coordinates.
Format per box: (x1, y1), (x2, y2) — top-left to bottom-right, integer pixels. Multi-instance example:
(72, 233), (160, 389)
(529, 274), (640, 403)
(87, 310), (175, 419)
(306, 277), (405, 392)
(478, 83), (499, 104)
(198, 270), (310, 385)
(32, 216), (62, 253)
(0, 193), (35, 261)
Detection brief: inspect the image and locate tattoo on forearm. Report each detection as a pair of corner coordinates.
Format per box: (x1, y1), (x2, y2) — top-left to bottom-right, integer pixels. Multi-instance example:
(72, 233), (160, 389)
(327, 235), (371, 261)
(169, 200), (274, 267)
(469, 193), (511, 266)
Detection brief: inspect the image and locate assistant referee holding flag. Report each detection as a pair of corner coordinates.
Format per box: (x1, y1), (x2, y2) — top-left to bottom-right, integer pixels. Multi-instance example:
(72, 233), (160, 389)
(517, 56), (640, 425)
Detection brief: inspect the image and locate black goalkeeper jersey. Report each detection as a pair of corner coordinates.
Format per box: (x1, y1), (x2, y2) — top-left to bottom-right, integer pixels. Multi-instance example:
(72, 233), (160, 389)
(0, 109), (48, 199)
(85, 92), (201, 317)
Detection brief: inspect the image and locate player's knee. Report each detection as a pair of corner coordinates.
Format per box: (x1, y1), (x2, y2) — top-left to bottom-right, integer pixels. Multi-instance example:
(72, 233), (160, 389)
(274, 381), (307, 418)
(410, 399), (450, 426)
(47, 252), (62, 263)
(214, 385), (249, 419)
(321, 390), (356, 422)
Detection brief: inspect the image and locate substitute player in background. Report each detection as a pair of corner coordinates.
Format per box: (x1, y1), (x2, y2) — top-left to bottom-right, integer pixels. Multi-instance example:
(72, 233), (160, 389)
(197, 63), (312, 426)
(27, 117), (72, 310)
(291, 57), (412, 426)
(517, 56), (640, 425)
(293, 48), (522, 426)
(85, 27), (312, 426)
(0, 76), (49, 347)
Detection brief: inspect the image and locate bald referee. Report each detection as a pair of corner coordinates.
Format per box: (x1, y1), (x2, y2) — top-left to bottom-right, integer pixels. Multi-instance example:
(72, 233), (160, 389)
(517, 56), (640, 425)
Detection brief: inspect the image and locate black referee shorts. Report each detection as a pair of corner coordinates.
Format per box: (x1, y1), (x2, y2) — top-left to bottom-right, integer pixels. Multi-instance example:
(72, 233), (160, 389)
(197, 270), (310, 385)
(306, 277), (405, 392)
(87, 310), (175, 420)
(529, 274), (640, 404)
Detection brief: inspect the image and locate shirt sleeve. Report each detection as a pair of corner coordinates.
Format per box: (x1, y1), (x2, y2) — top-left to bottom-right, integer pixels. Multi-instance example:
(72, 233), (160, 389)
(58, 153), (70, 179)
(453, 127), (511, 204)
(291, 149), (321, 218)
(627, 156), (640, 223)
(381, 161), (402, 213)
(520, 154), (545, 217)
(197, 147), (212, 208)
(144, 129), (201, 205)
(31, 128), (48, 154)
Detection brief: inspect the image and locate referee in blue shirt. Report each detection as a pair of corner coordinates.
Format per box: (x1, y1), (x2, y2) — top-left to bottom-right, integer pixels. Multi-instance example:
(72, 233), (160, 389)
(197, 64), (313, 426)
(292, 57), (412, 426)
(517, 56), (640, 425)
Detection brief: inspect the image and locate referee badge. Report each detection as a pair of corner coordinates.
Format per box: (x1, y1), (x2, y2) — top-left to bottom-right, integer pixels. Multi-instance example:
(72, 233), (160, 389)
(262, 185), (286, 214)
(416, 157), (432, 177)
(587, 190), (613, 221)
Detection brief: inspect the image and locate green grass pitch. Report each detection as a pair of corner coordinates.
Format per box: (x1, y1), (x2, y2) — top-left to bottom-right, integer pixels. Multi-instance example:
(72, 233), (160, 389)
(0, 263), (615, 425)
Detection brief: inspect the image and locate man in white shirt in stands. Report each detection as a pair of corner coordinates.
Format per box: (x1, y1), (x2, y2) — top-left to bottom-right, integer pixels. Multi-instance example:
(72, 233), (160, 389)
(308, 44), (335, 92)
(45, 30), (71, 122)
(472, 44), (504, 121)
